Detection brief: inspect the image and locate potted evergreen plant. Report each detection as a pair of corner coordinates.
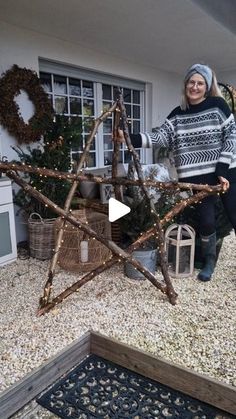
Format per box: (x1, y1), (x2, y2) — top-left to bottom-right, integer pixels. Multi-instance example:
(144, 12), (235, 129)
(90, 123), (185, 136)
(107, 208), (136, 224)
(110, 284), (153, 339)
(13, 115), (82, 259)
(120, 196), (157, 279)
(120, 182), (177, 279)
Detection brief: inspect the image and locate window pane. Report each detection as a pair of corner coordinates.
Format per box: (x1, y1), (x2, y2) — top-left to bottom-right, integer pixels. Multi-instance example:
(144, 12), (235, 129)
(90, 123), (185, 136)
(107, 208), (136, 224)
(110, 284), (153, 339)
(72, 151), (82, 161)
(82, 80), (94, 97)
(72, 138), (84, 155)
(87, 152), (96, 167)
(83, 118), (94, 133)
(124, 150), (133, 163)
(104, 151), (113, 166)
(133, 105), (140, 119)
(133, 90), (140, 104)
(133, 120), (140, 133)
(55, 96), (68, 114)
(69, 78), (81, 96)
(84, 134), (95, 151)
(123, 88), (131, 103)
(40, 72), (52, 93)
(103, 84), (112, 100)
(54, 75), (67, 94)
(112, 86), (120, 100)
(70, 97), (81, 115)
(83, 99), (94, 117)
(103, 101), (111, 112)
(70, 116), (83, 131)
(125, 104), (131, 118)
(103, 119), (112, 134)
(103, 134), (112, 150)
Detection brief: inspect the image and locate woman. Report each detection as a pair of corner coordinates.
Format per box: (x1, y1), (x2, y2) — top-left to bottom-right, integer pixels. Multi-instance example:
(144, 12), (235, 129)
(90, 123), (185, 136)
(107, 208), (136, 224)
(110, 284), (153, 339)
(126, 63), (236, 281)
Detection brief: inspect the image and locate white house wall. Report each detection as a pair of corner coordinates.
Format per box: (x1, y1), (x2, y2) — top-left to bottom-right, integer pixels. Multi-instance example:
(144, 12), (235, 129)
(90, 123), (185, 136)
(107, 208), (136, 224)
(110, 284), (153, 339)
(218, 71), (236, 88)
(0, 20), (181, 159)
(0, 20), (183, 243)
(1, 20), (235, 244)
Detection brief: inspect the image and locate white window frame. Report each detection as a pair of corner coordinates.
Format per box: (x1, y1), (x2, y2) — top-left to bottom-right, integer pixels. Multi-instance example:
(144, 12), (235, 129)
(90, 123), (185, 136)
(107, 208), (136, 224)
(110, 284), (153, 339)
(39, 59), (152, 169)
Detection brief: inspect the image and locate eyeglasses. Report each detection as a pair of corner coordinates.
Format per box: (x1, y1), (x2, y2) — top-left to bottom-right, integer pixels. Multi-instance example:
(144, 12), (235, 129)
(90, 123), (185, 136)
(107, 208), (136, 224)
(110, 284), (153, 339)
(186, 80), (206, 88)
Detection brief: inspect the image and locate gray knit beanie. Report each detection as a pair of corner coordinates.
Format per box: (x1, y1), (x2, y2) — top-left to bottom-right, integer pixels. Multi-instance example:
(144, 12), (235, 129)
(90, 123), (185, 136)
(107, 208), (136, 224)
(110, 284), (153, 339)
(184, 64), (213, 91)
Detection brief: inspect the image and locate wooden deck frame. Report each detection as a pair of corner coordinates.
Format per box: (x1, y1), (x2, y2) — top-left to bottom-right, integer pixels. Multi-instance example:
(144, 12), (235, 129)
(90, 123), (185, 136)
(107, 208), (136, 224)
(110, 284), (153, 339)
(0, 331), (235, 418)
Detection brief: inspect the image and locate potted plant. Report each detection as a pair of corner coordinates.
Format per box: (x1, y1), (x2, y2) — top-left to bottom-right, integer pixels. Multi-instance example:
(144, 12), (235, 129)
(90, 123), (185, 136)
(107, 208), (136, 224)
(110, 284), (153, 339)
(13, 115), (82, 259)
(119, 195), (157, 279)
(120, 169), (176, 279)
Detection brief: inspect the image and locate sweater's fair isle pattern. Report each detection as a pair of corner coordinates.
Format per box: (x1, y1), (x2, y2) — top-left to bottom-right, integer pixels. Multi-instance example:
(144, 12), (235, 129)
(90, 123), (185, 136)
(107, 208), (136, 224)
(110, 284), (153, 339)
(141, 97), (236, 183)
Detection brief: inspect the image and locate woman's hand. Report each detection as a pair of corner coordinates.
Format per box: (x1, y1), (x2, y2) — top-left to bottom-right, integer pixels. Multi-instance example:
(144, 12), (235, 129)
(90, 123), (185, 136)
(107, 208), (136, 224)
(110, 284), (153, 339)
(218, 176), (229, 191)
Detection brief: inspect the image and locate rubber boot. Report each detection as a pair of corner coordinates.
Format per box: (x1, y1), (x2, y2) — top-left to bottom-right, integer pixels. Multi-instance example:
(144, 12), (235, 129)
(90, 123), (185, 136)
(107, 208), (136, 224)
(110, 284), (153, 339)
(197, 232), (216, 282)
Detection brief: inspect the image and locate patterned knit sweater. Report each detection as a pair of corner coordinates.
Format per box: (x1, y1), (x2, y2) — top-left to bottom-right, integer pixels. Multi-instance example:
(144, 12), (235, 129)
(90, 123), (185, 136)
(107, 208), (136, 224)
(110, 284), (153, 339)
(131, 96), (236, 184)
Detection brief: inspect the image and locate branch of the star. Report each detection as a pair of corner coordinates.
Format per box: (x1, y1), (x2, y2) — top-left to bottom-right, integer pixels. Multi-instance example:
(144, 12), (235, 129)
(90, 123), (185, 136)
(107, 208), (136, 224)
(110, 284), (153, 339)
(118, 94), (179, 303)
(5, 170), (168, 307)
(36, 187), (222, 316)
(0, 161), (223, 194)
(41, 101), (118, 306)
(1, 90), (226, 315)
(1, 156), (224, 315)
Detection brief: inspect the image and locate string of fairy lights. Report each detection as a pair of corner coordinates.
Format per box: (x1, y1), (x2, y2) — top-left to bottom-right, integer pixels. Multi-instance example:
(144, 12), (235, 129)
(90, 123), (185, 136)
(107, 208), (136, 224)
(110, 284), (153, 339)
(0, 94), (225, 313)
(0, 158), (223, 315)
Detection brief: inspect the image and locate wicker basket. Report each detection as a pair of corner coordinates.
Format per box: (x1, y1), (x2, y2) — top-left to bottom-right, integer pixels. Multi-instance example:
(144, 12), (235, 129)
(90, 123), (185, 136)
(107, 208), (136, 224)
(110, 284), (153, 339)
(55, 209), (112, 272)
(76, 199), (122, 244)
(28, 213), (56, 260)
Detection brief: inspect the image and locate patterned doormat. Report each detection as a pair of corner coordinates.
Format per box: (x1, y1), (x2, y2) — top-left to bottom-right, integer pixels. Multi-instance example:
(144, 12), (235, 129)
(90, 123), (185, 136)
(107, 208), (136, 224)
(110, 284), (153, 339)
(37, 354), (233, 418)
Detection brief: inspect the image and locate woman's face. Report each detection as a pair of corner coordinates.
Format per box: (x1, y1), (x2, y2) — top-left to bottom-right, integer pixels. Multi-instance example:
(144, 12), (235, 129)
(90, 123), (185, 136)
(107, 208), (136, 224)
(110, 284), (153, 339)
(185, 73), (207, 105)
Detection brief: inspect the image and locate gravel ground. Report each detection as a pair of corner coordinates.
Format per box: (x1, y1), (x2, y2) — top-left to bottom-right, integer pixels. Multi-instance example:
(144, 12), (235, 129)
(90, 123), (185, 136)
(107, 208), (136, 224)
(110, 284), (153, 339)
(0, 232), (236, 404)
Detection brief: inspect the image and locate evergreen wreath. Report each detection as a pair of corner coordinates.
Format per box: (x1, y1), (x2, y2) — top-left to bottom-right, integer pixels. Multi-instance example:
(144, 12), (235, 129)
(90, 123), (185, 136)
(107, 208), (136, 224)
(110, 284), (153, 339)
(0, 64), (54, 144)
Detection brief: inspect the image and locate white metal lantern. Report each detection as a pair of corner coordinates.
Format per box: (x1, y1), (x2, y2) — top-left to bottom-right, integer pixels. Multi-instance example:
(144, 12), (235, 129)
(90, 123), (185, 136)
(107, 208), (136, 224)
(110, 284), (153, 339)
(165, 223), (195, 278)
(100, 184), (113, 204)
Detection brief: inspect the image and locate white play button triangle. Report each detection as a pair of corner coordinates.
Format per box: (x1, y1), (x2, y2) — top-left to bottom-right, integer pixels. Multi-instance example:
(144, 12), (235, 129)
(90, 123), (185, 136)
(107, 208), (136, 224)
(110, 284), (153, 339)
(108, 197), (130, 222)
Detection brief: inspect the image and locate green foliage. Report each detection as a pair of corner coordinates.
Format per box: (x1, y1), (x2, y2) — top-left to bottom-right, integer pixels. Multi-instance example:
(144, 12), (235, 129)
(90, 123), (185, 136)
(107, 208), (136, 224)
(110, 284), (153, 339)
(120, 189), (181, 247)
(13, 115), (82, 218)
(120, 197), (153, 246)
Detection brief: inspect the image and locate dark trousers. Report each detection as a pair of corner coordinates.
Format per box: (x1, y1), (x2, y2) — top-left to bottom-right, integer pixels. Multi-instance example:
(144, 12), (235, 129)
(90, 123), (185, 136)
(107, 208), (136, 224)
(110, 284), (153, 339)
(221, 182), (236, 232)
(197, 195), (217, 236)
(197, 182), (236, 236)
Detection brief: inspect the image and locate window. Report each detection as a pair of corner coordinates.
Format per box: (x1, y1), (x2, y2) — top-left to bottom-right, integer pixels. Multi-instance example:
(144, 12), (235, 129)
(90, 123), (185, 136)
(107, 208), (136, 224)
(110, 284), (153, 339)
(39, 61), (145, 169)
(102, 85), (142, 166)
(40, 72), (96, 167)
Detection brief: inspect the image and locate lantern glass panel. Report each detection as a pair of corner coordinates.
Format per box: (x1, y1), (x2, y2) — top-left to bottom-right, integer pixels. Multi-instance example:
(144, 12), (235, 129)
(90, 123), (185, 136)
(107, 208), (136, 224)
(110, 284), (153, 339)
(168, 244), (190, 274)
(165, 224), (195, 278)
